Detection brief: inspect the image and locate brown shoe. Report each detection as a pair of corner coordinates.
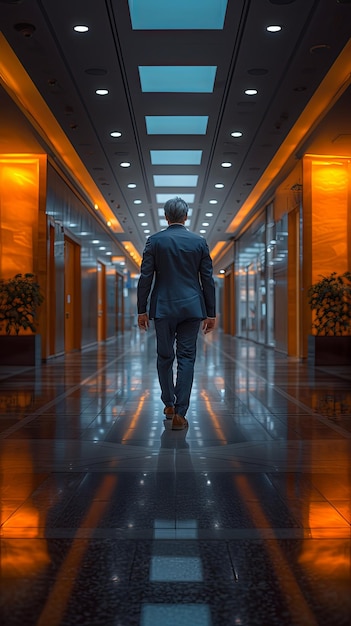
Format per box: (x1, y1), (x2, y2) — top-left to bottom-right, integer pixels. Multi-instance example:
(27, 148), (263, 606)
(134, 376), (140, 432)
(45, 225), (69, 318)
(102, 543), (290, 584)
(172, 413), (188, 430)
(163, 406), (175, 419)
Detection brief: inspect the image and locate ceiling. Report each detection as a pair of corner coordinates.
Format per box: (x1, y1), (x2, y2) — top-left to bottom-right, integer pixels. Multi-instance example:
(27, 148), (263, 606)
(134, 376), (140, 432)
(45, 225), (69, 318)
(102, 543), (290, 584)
(1, 0), (351, 272)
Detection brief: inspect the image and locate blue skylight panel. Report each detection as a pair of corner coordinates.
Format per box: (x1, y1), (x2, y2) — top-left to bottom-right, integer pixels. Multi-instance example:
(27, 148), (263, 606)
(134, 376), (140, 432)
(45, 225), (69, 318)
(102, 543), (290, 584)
(150, 150), (202, 165)
(153, 175), (198, 187)
(139, 66), (216, 93)
(146, 116), (208, 135)
(157, 194), (195, 203)
(128, 0), (228, 29)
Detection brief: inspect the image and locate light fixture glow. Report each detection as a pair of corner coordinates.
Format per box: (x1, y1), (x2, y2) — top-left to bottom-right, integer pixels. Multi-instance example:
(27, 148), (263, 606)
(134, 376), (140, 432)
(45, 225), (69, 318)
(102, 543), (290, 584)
(138, 212), (146, 217)
(128, 183), (136, 188)
(96, 89), (109, 96)
(134, 199), (142, 204)
(209, 199), (217, 204)
(141, 222), (148, 226)
(267, 25), (282, 33)
(215, 183), (224, 188)
(120, 162), (131, 167)
(245, 89), (257, 95)
(202, 222), (209, 226)
(200, 229), (206, 234)
(231, 131), (242, 137)
(110, 131), (122, 137)
(73, 25), (89, 33)
(221, 162), (232, 168)
(205, 212), (213, 217)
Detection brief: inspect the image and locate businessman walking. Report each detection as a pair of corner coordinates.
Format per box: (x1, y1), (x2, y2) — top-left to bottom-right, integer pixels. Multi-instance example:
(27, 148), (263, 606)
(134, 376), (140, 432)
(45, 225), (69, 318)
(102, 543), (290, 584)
(137, 197), (216, 430)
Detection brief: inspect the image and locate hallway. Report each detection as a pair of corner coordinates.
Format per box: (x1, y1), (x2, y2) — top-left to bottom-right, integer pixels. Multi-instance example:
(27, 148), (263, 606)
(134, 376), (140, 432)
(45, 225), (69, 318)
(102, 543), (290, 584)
(0, 330), (350, 626)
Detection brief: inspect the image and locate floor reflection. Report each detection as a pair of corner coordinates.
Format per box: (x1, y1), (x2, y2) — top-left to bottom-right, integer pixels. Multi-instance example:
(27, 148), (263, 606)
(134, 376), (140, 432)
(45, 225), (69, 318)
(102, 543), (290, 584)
(0, 332), (350, 625)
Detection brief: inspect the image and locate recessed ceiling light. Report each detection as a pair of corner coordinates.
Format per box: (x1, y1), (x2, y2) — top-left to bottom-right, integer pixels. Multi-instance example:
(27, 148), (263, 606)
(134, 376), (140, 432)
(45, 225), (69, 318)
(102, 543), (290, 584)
(106, 252), (112, 256)
(266, 25), (282, 33)
(128, 183), (136, 188)
(245, 89), (258, 95)
(120, 162), (131, 167)
(96, 89), (109, 96)
(138, 212), (145, 217)
(205, 212), (213, 217)
(73, 25), (89, 33)
(219, 269), (225, 274)
(141, 222), (148, 226)
(200, 229), (206, 234)
(79, 231), (89, 236)
(221, 162), (232, 168)
(110, 131), (122, 137)
(231, 131), (242, 137)
(99, 246), (106, 250)
(134, 199), (142, 204)
(209, 199), (218, 204)
(215, 183), (224, 188)
(202, 222), (209, 226)
(92, 239), (100, 244)
(144, 229), (150, 233)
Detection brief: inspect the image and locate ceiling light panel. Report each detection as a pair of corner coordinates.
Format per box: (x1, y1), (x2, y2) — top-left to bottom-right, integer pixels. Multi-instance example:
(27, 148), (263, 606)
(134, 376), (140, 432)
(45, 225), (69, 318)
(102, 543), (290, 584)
(153, 175), (198, 187)
(150, 150), (202, 165)
(128, 0), (228, 30)
(145, 116), (208, 135)
(157, 194), (195, 203)
(139, 66), (217, 93)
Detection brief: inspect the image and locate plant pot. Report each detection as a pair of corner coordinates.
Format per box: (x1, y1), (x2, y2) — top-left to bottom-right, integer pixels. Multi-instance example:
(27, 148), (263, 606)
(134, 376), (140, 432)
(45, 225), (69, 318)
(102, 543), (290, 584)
(307, 335), (351, 366)
(0, 334), (42, 366)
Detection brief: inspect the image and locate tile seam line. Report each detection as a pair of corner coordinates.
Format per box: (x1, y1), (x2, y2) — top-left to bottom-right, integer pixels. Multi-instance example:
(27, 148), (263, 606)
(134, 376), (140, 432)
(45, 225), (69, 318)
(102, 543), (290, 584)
(0, 347), (132, 440)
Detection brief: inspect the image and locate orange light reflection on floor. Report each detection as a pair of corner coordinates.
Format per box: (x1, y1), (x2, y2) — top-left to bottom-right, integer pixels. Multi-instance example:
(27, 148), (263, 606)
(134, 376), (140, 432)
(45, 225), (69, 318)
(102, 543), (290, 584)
(234, 474), (318, 625)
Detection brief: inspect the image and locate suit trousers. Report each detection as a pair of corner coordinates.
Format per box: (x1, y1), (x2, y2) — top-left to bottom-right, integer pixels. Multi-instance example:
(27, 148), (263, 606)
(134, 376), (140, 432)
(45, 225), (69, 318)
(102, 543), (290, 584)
(154, 317), (201, 418)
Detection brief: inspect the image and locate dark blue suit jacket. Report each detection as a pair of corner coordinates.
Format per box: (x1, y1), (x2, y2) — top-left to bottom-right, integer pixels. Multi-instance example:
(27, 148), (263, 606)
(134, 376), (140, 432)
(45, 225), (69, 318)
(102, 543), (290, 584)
(137, 224), (216, 320)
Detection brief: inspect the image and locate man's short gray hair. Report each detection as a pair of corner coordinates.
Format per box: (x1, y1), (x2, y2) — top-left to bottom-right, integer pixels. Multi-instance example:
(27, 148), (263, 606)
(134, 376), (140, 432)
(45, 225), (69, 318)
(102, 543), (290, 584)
(164, 197), (189, 223)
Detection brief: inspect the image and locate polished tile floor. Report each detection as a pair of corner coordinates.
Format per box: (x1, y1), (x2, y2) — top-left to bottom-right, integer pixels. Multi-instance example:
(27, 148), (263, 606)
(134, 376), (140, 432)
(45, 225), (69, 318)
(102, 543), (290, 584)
(0, 329), (350, 626)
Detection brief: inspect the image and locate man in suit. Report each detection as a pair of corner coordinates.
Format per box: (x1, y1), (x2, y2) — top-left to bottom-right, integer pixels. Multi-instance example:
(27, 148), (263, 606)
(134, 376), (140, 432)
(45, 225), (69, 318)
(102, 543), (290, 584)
(137, 196), (216, 430)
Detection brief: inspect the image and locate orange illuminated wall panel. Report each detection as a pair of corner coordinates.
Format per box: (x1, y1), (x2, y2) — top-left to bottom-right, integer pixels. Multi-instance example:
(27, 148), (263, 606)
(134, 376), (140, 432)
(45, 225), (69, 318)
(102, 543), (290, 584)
(310, 158), (349, 282)
(0, 156), (39, 277)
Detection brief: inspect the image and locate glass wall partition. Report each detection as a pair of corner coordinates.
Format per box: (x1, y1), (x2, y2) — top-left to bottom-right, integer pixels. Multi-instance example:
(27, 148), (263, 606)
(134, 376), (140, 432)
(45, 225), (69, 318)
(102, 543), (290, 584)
(236, 211), (268, 345)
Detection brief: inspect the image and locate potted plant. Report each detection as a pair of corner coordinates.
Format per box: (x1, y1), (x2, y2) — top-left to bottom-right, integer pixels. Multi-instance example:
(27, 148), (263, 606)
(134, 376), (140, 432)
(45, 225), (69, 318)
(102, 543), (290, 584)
(0, 273), (44, 366)
(307, 271), (351, 365)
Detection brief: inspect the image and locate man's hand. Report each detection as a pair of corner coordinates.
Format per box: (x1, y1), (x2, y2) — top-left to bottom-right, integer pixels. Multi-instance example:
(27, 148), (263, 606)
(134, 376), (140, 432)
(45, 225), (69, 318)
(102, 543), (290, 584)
(202, 318), (216, 334)
(138, 313), (149, 331)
